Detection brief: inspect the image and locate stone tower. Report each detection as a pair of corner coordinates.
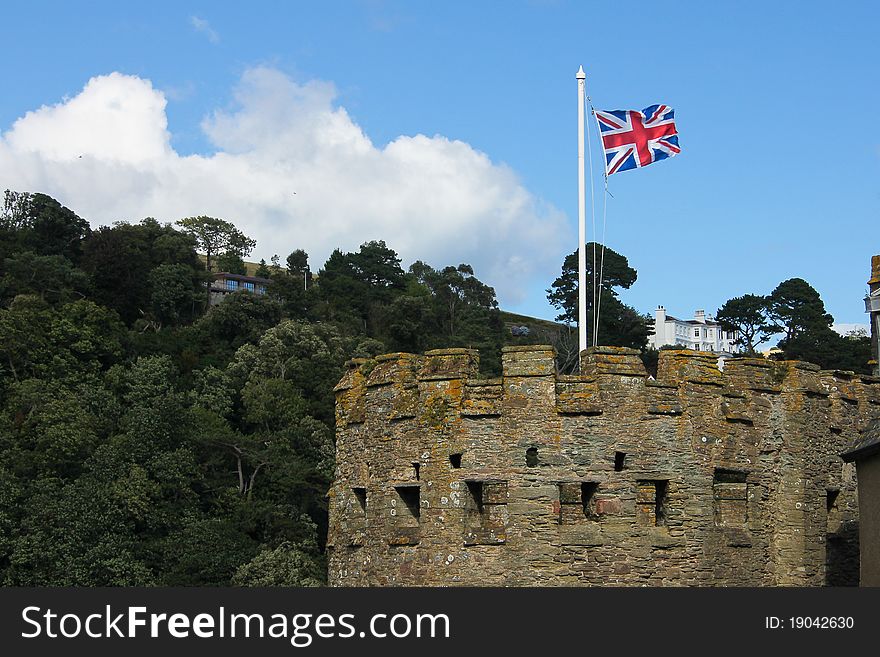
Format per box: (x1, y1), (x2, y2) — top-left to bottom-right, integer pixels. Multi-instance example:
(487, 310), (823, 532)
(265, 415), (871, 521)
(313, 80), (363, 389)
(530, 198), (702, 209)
(328, 346), (878, 586)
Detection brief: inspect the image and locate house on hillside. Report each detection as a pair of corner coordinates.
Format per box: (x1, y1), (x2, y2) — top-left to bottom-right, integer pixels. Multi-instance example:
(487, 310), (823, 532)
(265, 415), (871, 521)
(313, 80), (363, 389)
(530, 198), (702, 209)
(650, 306), (741, 355)
(209, 272), (271, 306)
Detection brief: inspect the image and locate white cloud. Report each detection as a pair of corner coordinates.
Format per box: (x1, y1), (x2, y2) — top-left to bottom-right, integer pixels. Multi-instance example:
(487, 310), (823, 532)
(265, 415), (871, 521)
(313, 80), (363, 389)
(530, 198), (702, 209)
(0, 68), (566, 305)
(190, 16), (220, 44)
(4, 73), (172, 163)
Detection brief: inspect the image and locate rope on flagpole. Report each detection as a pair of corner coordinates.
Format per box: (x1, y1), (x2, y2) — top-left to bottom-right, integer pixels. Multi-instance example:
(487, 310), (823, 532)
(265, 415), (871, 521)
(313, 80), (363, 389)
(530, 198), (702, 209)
(585, 92), (597, 351)
(589, 100), (610, 347)
(596, 175), (609, 346)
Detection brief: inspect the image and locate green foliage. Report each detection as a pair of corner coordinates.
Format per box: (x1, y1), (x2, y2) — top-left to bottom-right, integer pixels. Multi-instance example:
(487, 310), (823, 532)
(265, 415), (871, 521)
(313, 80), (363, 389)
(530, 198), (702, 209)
(158, 518), (259, 586)
(0, 251), (90, 304)
(717, 278), (871, 373)
(267, 268), (314, 319)
(194, 292), (283, 364)
(316, 241), (406, 326)
(715, 294), (775, 354)
(0, 296), (125, 385)
(768, 278), (833, 343)
(232, 540), (324, 586)
(286, 249), (310, 277)
(782, 328), (871, 373)
(0, 192), (616, 585)
(1, 191), (90, 263)
(229, 320), (346, 426)
(80, 218), (207, 326)
(148, 263), (203, 327)
(176, 216), (257, 273)
(547, 243), (650, 350)
(216, 251), (248, 275)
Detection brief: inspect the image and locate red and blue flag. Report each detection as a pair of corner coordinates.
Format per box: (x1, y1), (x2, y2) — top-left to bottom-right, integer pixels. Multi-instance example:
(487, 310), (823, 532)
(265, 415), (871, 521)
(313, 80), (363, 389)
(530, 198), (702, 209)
(595, 104), (680, 175)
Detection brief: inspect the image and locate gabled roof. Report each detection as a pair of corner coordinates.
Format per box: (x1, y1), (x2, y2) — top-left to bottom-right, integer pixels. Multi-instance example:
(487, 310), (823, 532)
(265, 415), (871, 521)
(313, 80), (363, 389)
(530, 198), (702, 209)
(213, 272), (272, 284)
(841, 417), (880, 462)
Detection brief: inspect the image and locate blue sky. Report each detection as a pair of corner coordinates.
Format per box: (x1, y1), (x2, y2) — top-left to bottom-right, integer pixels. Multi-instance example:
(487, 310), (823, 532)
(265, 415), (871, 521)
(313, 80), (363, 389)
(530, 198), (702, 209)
(2, 1), (878, 329)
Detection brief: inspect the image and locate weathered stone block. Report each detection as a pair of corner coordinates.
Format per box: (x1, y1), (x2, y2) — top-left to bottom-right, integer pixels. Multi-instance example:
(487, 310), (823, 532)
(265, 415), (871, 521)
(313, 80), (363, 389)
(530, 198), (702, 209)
(419, 348), (479, 381)
(502, 345), (557, 377)
(595, 497), (622, 515)
(558, 482), (582, 505)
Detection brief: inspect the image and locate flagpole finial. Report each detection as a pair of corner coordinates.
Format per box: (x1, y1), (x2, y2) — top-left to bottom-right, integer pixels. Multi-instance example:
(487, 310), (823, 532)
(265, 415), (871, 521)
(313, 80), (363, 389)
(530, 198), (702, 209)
(576, 65), (586, 79)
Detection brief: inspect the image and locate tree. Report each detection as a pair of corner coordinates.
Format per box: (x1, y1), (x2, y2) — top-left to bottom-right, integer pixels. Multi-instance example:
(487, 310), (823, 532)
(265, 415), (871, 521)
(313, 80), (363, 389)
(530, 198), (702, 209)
(176, 216), (256, 274)
(315, 248), (361, 324)
(767, 278), (833, 344)
(0, 297), (124, 385)
(227, 320), (346, 427)
(255, 259), (271, 278)
(267, 271), (313, 320)
(715, 294), (775, 354)
(547, 243), (649, 350)
(232, 540), (323, 586)
(286, 249), (310, 278)
(781, 326), (871, 373)
(0, 252), (90, 305)
(348, 240), (406, 292)
(412, 262), (498, 338)
(215, 252), (247, 275)
(270, 254), (283, 277)
(379, 293), (434, 353)
(193, 292), (283, 364)
(148, 264), (203, 328)
(1, 191), (90, 263)
(80, 219), (207, 326)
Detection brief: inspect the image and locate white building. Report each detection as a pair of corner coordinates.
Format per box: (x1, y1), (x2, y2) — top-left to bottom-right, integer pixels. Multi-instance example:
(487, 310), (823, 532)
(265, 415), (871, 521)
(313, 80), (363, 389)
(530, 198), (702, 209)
(651, 306), (741, 354)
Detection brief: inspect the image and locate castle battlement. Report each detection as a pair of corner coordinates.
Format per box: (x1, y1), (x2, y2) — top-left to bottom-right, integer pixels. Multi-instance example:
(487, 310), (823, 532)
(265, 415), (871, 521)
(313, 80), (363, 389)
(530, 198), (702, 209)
(328, 346), (879, 586)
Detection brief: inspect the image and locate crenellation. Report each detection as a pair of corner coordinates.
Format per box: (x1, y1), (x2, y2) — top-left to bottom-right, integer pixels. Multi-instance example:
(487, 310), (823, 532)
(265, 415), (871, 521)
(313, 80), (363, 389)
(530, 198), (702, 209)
(724, 357), (784, 393)
(502, 344), (557, 377)
(329, 344), (875, 586)
(656, 349), (723, 386)
(419, 348), (479, 381)
(580, 345), (647, 379)
(333, 358), (368, 428)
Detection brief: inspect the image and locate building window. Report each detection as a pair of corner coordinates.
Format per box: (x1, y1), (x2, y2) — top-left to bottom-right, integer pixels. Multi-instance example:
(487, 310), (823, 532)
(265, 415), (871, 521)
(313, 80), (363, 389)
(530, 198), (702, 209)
(713, 469), (748, 527)
(525, 447), (538, 467)
(388, 484), (421, 545)
(347, 487), (368, 547)
(636, 480), (668, 526)
(244, 281), (255, 291)
(694, 328), (700, 337)
(225, 279), (237, 290)
(352, 487), (367, 513)
(826, 489), (841, 534)
(558, 482), (599, 524)
(464, 480), (508, 545)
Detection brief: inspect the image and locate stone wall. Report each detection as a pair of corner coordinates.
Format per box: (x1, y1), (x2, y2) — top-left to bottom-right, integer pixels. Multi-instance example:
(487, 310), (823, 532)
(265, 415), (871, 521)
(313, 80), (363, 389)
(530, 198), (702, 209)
(327, 346), (880, 586)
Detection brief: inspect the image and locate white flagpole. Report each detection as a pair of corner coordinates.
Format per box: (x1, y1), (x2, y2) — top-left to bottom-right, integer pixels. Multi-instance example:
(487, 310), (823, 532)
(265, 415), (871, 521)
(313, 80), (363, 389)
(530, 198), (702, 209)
(576, 66), (587, 358)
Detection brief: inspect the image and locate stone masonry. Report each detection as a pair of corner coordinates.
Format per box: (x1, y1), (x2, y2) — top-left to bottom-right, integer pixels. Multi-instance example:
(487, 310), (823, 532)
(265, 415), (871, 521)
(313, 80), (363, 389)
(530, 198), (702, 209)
(327, 346), (880, 586)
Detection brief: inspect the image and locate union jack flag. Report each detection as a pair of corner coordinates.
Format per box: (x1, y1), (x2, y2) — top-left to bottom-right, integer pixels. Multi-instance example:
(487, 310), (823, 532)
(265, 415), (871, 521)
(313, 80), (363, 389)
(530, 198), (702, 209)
(595, 104), (680, 175)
